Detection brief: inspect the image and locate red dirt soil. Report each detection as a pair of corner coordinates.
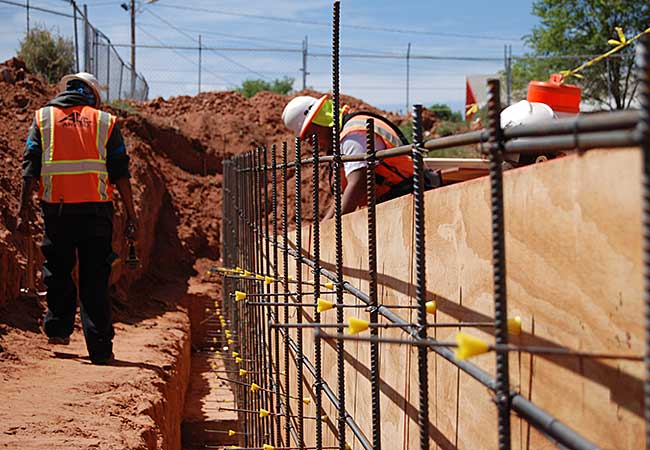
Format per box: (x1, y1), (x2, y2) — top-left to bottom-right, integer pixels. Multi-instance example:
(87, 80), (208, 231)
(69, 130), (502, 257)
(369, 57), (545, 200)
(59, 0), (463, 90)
(0, 58), (438, 448)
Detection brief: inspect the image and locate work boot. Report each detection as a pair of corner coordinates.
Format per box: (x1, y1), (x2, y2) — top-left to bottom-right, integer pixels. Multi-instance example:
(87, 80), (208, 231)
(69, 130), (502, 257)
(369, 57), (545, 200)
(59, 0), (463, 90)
(47, 336), (71, 345)
(90, 352), (115, 365)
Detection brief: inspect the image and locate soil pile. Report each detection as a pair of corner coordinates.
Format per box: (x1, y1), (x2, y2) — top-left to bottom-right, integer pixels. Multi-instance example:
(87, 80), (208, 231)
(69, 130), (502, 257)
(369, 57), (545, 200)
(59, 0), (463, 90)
(0, 58), (440, 449)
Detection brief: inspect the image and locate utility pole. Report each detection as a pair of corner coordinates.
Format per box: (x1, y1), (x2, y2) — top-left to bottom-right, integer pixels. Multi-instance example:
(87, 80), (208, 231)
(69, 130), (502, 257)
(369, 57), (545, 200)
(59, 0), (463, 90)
(26, 0), (29, 32)
(505, 44), (512, 106)
(130, 0), (135, 98)
(198, 34), (202, 94)
(83, 4), (89, 72)
(300, 35), (309, 90)
(406, 42), (411, 114)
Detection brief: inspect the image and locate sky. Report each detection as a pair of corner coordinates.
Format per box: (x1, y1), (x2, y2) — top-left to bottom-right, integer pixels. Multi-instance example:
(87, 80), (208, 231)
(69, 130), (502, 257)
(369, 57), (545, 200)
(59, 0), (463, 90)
(0, 0), (539, 112)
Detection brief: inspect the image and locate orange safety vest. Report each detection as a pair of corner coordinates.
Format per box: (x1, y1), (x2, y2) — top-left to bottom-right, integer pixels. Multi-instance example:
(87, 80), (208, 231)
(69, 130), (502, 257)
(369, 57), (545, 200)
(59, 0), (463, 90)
(36, 105), (116, 203)
(340, 113), (413, 201)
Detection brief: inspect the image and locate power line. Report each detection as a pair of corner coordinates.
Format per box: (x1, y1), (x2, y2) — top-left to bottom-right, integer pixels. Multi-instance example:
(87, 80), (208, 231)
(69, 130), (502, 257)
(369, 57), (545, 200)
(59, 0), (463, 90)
(144, 8), (271, 81)
(136, 24), (237, 87)
(0, 0), (72, 18)
(153, 3), (519, 42)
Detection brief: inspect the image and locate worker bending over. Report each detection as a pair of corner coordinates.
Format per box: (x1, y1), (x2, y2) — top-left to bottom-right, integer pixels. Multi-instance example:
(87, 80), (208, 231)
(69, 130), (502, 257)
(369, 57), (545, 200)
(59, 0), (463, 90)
(282, 95), (440, 220)
(17, 72), (137, 365)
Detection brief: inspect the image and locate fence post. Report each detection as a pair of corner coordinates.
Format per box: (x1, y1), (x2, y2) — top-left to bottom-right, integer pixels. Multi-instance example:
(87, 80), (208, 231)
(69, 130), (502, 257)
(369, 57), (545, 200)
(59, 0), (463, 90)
(83, 4), (89, 72)
(106, 39), (110, 102)
(406, 42), (411, 114)
(198, 34), (202, 94)
(72, 1), (79, 72)
(119, 64), (123, 100)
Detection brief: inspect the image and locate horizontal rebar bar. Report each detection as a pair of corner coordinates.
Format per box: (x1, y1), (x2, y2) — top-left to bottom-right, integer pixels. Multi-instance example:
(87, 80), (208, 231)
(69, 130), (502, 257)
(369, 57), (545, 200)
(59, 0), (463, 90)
(315, 331), (643, 360)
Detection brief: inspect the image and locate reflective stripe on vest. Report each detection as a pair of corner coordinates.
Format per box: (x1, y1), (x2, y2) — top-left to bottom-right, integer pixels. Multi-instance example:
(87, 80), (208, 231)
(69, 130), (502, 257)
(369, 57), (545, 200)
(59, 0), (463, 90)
(342, 117), (403, 149)
(37, 106), (115, 203)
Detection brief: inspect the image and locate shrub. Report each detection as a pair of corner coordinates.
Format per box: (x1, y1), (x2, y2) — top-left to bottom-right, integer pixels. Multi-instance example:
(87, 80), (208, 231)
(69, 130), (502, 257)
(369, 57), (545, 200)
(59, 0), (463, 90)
(18, 25), (75, 84)
(236, 77), (294, 98)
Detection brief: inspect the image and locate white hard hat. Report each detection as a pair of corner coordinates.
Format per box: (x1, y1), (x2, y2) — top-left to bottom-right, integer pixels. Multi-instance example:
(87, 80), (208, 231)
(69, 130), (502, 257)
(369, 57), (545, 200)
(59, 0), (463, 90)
(59, 72), (102, 107)
(282, 95), (328, 139)
(500, 100), (556, 129)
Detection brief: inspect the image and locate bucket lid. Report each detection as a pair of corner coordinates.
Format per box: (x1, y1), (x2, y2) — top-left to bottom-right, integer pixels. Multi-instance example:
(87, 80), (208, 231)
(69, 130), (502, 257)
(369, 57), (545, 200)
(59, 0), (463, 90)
(527, 73), (581, 114)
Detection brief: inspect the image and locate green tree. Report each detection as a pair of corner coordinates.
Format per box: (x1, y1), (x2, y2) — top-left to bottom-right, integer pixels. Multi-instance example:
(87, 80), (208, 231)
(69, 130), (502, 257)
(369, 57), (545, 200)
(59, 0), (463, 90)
(429, 103), (463, 122)
(18, 25), (75, 84)
(510, 1), (650, 110)
(236, 76), (294, 98)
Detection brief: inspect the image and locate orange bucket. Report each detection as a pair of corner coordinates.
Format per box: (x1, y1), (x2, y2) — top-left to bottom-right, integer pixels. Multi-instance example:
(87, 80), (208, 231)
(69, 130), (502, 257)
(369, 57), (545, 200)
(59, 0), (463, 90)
(527, 74), (581, 114)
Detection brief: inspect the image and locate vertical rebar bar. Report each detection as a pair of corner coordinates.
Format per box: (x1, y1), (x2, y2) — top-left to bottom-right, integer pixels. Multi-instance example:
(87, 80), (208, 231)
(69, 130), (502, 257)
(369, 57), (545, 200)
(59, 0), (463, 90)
(263, 145), (275, 445)
(487, 79), (511, 450)
(294, 138), (305, 448)
(282, 141), (292, 446)
(312, 134), (324, 450)
(638, 35), (650, 450)
(412, 105), (429, 450)
(271, 144), (283, 447)
(365, 118), (381, 450)
(331, 2), (346, 449)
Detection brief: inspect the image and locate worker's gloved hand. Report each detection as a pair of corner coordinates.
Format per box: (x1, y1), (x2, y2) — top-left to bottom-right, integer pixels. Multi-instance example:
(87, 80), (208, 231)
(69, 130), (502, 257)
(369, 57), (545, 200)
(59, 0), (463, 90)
(17, 205), (32, 234)
(125, 217), (138, 241)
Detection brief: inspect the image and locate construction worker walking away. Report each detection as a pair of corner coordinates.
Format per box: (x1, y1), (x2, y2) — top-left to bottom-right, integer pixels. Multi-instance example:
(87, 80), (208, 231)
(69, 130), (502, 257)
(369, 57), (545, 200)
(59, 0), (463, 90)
(282, 95), (440, 220)
(17, 72), (137, 365)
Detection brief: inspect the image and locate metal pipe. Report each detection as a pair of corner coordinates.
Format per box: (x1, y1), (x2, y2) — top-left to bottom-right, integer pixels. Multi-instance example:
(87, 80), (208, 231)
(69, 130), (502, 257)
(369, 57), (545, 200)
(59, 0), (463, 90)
(638, 34), (650, 450)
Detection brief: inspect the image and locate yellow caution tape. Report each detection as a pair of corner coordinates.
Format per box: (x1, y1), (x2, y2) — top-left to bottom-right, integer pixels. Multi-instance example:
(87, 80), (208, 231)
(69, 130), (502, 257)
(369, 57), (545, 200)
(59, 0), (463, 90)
(561, 26), (650, 81)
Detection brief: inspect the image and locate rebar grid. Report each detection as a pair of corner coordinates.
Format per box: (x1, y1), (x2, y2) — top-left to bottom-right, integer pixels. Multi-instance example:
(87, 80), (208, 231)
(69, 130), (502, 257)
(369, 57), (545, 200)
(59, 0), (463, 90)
(214, 7), (649, 450)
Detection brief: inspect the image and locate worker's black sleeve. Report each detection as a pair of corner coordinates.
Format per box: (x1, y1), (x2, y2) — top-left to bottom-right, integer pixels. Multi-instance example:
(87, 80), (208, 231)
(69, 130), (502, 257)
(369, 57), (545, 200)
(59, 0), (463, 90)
(22, 118), (42, 179)
(106, 123), (131, 183)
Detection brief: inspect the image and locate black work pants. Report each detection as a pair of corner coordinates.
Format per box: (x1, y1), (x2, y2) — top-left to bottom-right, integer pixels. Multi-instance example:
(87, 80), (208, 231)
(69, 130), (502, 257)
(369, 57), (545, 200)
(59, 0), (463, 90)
(41, 205), (115, 362)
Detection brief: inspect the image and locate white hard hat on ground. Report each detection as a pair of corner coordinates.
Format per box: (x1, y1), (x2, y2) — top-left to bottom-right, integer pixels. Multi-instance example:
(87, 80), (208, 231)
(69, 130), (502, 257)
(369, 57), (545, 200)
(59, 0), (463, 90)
(500, 100), (556, 129)
(59, 72), (102, 107)
(282, 94), (329, 139)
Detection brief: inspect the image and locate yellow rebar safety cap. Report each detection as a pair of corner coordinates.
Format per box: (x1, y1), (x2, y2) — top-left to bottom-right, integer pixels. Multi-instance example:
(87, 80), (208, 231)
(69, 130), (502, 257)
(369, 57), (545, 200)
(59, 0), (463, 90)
(507, 316), (522, 336)
(455, 332), (489, 360)
(348, 317), (369, 335)
(317, 298), (334, 312)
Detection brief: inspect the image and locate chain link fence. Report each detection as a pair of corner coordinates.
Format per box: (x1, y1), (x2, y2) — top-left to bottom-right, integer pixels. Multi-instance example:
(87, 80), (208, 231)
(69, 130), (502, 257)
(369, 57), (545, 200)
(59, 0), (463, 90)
(0, 0), (148, 102)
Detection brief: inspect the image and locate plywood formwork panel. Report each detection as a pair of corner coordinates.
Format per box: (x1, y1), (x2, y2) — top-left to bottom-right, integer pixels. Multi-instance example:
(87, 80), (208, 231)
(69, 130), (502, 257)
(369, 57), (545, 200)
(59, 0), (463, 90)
(267, 148), (644, 450)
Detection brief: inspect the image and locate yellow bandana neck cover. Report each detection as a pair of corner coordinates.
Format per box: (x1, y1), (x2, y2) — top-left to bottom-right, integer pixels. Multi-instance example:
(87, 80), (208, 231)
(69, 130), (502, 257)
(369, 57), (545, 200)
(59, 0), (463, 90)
(311, 99), (348, 128)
